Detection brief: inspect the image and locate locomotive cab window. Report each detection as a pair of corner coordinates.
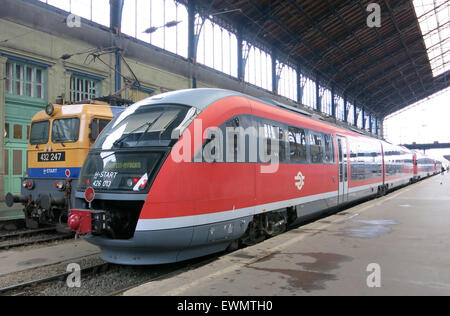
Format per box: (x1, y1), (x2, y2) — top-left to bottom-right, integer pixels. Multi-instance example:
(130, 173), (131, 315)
(30, 120), (50, 145)
(90, 118), (111, 141)
(52, 118), (80, 143)
(96, 104), (190, 149)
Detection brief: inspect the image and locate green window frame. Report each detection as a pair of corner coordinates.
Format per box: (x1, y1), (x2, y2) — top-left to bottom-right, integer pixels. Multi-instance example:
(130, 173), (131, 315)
(5, 61), (45, 99)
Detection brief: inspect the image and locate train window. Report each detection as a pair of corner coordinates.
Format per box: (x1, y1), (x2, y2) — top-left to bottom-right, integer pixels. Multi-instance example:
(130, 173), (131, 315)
(323, 134), (334, 163)
(262, 123), (287, 163)
(5, 123), (9, 139)
(278, 127), (288, 163)
(90, 118), (111, 141)
(225, 117), (242, 163)
(263, 124), (277, 158)
(309, 132), (324, 164)
(30, 120), (50, 145)
(288, 126), (307, 163)
(96, 104), (190, 149)
(52, 118), (80, 143)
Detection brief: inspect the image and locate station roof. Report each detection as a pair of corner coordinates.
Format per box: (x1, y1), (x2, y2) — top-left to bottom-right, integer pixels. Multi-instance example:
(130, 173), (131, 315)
(185, 0), (450, 118)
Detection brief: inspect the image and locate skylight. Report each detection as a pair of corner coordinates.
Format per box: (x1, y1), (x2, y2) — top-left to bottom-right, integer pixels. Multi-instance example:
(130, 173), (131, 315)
(413, 0), (450, 77)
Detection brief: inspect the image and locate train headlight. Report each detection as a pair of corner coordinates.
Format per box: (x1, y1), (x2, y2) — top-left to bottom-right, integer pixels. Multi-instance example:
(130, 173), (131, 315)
(54, 181), (66, 191)
(22, 180), (34, 190)
(45, 103), (55, 116)
(127, 177), (140, 188)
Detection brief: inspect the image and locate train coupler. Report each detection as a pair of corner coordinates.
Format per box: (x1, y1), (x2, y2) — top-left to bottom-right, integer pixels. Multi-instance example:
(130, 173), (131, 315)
(68, 209), (107, 235)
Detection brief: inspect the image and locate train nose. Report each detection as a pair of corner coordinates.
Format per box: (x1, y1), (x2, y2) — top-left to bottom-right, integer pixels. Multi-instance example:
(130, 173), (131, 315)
(68, 214), (82, 231)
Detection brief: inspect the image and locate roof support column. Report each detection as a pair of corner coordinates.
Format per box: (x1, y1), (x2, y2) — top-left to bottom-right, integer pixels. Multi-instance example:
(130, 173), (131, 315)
(343, 96), (348, 123)
(316, 76), (320, 112)
(375, 118), (378, 135)
(272, 48), (278, 94)
(331, 86), (336, 118)
(362, 108), (366, 129)
(237, 25), (244, 81)
(187, 0), (197, 88)
(353, 103), (358, 126)
(0, 56), (6, 199)
(110, 0), (124, 93)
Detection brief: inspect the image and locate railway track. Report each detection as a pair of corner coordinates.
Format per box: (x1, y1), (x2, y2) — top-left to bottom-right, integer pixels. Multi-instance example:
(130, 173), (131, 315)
(0, 254), (218, 296)
(0, 262), (111, 296)
(0, 227), (73, 250)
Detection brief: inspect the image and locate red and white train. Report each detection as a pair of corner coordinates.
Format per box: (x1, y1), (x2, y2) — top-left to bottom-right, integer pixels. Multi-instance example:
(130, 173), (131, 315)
(68, 89), (441, 265)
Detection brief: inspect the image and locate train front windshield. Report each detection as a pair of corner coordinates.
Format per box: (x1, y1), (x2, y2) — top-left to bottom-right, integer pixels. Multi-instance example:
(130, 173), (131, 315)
(79, 104), (192, 192)
(30, 120), (50, 145)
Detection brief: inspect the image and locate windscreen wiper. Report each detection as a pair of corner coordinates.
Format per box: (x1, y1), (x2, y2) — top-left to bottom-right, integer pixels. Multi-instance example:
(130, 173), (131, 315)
(113, 113), (164, 148)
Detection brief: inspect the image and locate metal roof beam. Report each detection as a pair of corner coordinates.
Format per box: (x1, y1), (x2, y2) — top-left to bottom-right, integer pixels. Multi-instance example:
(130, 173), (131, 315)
(383, 0), (427, 94)
(239, 0), (350, 91)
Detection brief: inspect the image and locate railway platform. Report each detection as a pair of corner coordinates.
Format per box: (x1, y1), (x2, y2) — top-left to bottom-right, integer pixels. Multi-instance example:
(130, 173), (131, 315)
(0, 203), (24, 221)
(124, 173), (450, 296)
(0, 239), (100, 276)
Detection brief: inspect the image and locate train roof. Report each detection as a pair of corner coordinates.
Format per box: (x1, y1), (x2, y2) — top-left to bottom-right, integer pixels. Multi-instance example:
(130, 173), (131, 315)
(137, 88), (377, 138)
(139, 88), (243, 111)
(31, 102), (124, 122)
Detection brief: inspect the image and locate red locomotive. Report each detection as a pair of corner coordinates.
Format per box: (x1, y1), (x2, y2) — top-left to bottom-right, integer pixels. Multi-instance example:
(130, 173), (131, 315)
(68, 89), (437, 265)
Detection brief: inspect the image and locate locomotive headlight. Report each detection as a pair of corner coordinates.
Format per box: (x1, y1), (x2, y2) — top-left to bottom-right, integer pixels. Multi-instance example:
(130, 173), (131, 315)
(22, 180), (34, 190)
(54, 181), (66, 191)
(45, 103), (55, 116)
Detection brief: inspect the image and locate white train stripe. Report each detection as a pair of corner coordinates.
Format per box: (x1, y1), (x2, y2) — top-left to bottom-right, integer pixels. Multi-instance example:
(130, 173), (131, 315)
(136, 190), (338, 231)
(136, 176), (414, 231)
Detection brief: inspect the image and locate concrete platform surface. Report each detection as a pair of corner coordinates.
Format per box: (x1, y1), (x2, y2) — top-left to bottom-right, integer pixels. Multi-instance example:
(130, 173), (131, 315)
(124, 173), (450, 296)
(0, 239), (100, 276)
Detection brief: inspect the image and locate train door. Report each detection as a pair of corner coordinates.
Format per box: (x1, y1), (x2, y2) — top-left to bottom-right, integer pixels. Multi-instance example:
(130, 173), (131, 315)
(337, 136), (348, 204)
(4, 121), (29, 195)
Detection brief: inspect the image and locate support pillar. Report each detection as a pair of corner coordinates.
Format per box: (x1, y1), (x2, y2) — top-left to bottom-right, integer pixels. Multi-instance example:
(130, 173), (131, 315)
(296, 68), (301, 104)
(110, 0), (124, 93)
(272, 48), (277, 94)
(187, 0), (197, 88)
(331, 86), (336, 118)
(343, 97), (348, 123)
(237, 26), (244, 81)
(362, 108), (366, 129)
(0, 56), (7, 200)
(316, 77), (320, 112)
